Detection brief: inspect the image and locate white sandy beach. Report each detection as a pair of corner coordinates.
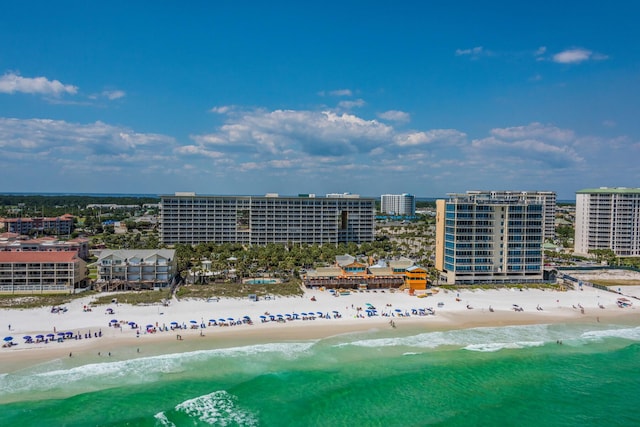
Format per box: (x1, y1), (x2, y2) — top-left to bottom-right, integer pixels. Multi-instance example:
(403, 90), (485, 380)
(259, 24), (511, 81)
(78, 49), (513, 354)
(1, 284), (638, 373)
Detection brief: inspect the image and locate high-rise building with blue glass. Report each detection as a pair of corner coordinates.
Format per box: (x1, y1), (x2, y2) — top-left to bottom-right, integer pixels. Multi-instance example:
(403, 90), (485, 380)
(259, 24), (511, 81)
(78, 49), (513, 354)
(435, 193), (544, 284)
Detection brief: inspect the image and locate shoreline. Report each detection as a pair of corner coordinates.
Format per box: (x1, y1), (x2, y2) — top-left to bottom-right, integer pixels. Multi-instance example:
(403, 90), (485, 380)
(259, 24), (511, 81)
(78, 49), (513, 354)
(1, 286), (639, 373)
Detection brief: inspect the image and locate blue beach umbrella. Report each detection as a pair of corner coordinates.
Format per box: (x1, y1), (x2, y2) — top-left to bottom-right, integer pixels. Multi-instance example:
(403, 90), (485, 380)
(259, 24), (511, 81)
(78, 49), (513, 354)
(23, 335), (32, 340)
(110, 319), (118, 323)
(3, 336), (13, 342)
(218, 318), (226, 322)
(35, 334), (44, 339)
(170, 321), (178, 325)
(259, 315), (267, 319)
(189, 320), (197, 324)
(227, 317), (234, 321)
(146, 324), (154, 329)
(46, 333), (55, 338)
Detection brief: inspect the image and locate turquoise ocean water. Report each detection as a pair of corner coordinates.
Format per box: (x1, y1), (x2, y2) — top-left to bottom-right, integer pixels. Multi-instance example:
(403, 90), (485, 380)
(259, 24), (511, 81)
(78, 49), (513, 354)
(1, 321), (639, 426)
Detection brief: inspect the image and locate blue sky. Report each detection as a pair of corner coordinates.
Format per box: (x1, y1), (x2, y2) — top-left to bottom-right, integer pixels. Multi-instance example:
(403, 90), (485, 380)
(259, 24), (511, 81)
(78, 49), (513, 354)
(1, 1), (638, 199)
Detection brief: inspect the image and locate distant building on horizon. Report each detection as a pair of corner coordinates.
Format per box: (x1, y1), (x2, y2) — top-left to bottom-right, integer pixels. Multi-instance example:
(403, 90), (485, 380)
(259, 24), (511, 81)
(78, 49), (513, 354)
(1, 214), (75, 236)
(159, 192), (375, 245)
(575, 187), (640, 257)
(380, 193), (416, 216)
(435, 192), (544, 285)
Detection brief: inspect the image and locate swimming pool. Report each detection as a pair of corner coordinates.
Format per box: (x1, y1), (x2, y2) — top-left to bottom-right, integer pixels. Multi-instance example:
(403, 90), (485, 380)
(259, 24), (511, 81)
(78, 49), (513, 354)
(245, 278), (279, 284)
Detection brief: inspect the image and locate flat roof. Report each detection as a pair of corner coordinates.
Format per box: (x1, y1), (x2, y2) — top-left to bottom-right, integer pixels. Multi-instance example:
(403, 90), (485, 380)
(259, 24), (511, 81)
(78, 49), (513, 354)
(160, 193), (375, 201)
(577, 187), (640, 194)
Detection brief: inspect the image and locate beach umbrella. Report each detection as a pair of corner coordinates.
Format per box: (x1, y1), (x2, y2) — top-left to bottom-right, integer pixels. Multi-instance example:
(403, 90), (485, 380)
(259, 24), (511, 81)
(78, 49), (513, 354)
(285, 313), (292, 317)
(243, 315), (251, 319)
(189, 320), (198, 324)
(316, 311), (323, 316)
(332, 310), (339, 314)
(227, 317), (234, 321)
(259, 315), (267, 319)
(46, 333), (55, 338)
(277, 314), (283, 318)
(146, 324), (154, 329)
(209, 319), (217, 322)
(3, 336), (13, 342)
(57, 332), (65, 336)
(110, 319), (118, 323)
(394, 309), (402, 312)
(301, 312), (307, 316)
(170, 321), (178, 325)
(128, 321), (136, 325)
(35, 334), (44, 339)
(65, 331), (73, 335)
(218, 318), (226, 322)
(23, 335), (32, 340)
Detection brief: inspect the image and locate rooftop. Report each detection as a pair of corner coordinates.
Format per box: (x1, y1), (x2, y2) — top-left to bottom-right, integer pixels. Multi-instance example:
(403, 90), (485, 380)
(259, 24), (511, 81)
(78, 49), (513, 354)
(0, 251), (79, 263)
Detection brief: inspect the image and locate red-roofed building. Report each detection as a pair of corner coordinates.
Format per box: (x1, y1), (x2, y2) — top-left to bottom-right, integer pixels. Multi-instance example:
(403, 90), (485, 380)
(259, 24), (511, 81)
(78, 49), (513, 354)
(2, 214), (75, 236)
(0, 251), (87, 294)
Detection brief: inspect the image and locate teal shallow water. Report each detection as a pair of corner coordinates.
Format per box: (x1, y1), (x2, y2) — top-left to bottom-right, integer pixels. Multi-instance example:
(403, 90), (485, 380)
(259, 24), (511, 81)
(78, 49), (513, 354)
(1, 322), (640, 426)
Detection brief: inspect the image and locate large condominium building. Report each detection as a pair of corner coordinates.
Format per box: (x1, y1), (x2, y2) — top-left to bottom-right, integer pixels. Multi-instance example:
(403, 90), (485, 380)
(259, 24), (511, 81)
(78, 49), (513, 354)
(1, 214), (75, 236)
(0, 252), (87, 294)
(380, 193), (416, 216)
(466, 191), (556, 239)
(435, 193), (544, 285)
(575, 187), (640, 257)
(159, 193), (376, 245)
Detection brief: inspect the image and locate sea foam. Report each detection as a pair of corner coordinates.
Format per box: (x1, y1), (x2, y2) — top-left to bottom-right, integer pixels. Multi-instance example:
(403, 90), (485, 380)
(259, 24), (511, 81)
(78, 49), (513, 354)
(155, 390), (258, 427)
(0, 341), (316, 399)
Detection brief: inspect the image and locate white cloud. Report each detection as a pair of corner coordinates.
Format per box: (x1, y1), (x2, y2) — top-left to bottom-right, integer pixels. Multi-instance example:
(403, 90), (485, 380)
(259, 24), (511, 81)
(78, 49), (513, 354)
(102, 90), (126, 100)
(338, 99), (366, 109)
(394, 129), (466, 147)
(455, 46), (483, 56)
(377, 110), (410, 123)
(0, 72), (78, 96)
(0, 118), (175, 167)
(490, 122), (575, 143)
(552, 48), (607, 64)
(210, 105), (233, 114)
(470, 122), (583, 167)
(325, 89), (352, 97)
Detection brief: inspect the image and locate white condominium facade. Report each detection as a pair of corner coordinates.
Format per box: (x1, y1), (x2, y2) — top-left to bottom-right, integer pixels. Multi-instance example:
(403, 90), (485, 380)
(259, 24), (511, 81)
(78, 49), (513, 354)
(159, 193), (376, 245)
(0, 252), (87, 294)
(380, 194), (416, 216)
(97, 249), (177, 288)
(435, 193), (544, 285)
(465, 191), (556, 239)
(575, 187), (640, 257)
